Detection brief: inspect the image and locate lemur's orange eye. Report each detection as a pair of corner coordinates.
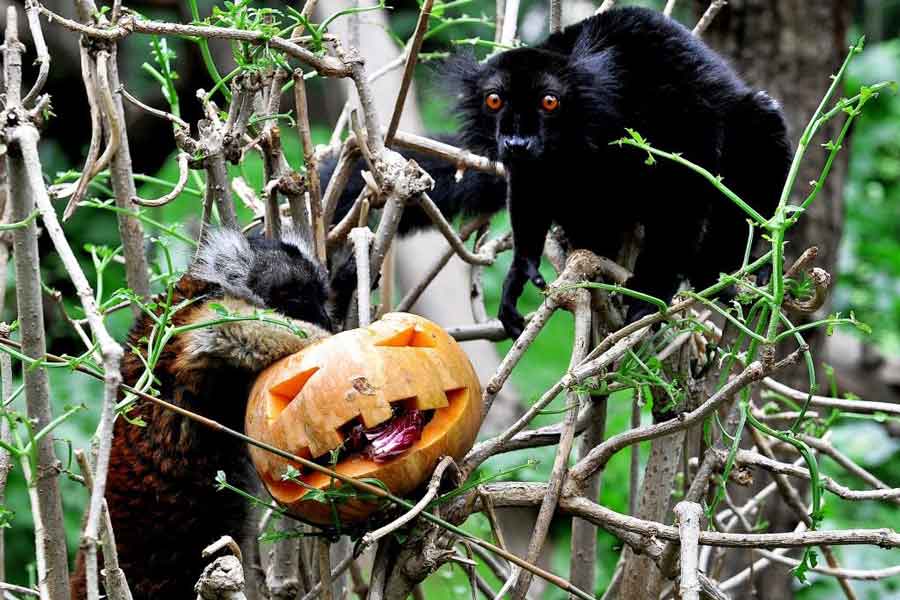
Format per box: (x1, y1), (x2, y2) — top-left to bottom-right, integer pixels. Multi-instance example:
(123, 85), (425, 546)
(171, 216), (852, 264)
(541, 94), (560, 112)
(485, 93), (503, 111)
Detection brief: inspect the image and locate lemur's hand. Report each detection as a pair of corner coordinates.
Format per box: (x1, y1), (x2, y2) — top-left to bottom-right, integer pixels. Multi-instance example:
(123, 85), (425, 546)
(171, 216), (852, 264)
(498, 257), (544, 339)
(498, 297), (525, 340)
(522, 259), (547, 290)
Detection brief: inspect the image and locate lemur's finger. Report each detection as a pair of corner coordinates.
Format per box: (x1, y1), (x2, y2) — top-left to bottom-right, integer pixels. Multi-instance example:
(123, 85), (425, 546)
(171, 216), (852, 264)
(523, 262), (546, 289)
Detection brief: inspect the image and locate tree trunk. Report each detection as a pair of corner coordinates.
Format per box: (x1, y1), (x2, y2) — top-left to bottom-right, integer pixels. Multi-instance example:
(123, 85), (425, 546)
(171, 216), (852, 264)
(702, 2), (852, 598)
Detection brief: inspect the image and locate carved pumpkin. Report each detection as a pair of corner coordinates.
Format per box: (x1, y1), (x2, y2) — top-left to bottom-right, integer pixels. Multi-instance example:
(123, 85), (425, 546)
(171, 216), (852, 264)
(245, 312), (482, 524)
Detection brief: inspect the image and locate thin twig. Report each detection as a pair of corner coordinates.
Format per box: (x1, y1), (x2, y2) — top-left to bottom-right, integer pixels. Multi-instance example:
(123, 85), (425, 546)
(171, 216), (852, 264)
(131, 153), (190, 207)
(119, 85), (189, 129)
(384, 0), (433, 146)
(317, 540), (334, 600)
(75, 451), (133, 600)
(61, 48), (105, 220)
(395, 216), (492, 312)
(22, 0), (50, 106)
(549, 0), (562, 33)
(361, 457), (456, 550)
(763, 376), (900, 417)
(596, 0), (616, 14)
(298, 554), (355, 600)
(693, 0), (728, 37)
(36, 7), (351, 77)
(293, 69), (325, 262)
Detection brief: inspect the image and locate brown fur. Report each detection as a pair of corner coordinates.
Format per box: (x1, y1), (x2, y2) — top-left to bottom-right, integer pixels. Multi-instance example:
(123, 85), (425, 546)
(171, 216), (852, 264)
(71, 274), (328, 599)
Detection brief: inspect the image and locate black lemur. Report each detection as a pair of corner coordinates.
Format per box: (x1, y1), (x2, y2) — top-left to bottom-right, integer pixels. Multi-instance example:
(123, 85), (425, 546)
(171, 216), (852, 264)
(71, 229), (353, 599)
(326, 7), (792, 338)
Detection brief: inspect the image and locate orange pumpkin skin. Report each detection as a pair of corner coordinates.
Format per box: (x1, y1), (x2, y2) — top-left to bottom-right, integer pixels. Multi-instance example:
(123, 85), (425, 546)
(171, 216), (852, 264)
(246, 312), (482, 524)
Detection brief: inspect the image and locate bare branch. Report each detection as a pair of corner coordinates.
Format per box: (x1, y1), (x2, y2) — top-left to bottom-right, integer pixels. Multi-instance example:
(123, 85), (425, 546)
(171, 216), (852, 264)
(384, 0), (434, 146)
(674, 502), (703, 600)
(712, 447), (900, 502)
(499, 0), (520, 45)
(693, 1), (728, 37)
(549, 0), (562, 34)
(322, 138), (361, 227)
(22, 0), (50, 105)
(361, 457), (457, 550)
(511, 290), (591, 598)
(470, 483), (900, 549)
(416, 192), (493, 266)
(349, 227), (375, 327)
(663, 0), (677, 17)
(293, 69), (325, 261)
(316, 540), (334, 600)
(391, 130), (505, 177)
(119, 85), (189, 129)
(75, 451), (133, 600)
(89, 5), (151, 302)
(596, 0), (616, 15)
(132, 153), (191, 207)
(35, 6), (351, 77)
(763, 376), (900, 417)
(3, 10), (70, 596)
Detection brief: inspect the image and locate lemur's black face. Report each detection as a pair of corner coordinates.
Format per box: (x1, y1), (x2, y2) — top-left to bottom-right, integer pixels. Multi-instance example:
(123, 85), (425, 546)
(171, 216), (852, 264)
(192, 229), (335, 332)
(449, 49), (578, 166)
(481, 50), (571, 164)
(446, 46), (620, 168)
(245, 237), (333, 331)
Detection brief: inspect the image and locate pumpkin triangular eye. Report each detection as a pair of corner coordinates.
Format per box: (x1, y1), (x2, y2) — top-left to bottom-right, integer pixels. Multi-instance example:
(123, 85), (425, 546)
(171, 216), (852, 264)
(374, 326), (436, 348)
(267, 366), (319, 425)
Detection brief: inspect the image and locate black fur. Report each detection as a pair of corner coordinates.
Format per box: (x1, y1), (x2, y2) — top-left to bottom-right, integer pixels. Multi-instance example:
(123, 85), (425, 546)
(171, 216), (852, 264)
(449, 7), (792, 336)
(193, 229), (359, 332)
(326, 7), (792, 338)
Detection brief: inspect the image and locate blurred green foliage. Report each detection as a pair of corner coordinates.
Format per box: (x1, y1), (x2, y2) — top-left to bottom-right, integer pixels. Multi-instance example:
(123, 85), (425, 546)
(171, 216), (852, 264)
(836, 40), (900, 353)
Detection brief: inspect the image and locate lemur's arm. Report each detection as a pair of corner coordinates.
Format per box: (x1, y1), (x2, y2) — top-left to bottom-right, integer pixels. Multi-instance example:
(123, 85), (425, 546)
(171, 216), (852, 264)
(498, 181), (553, 339)
(174, 297), (331, 376)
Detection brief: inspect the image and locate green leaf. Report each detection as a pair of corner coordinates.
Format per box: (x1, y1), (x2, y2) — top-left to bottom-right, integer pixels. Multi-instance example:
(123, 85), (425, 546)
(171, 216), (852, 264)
(207, 302), (230, 317)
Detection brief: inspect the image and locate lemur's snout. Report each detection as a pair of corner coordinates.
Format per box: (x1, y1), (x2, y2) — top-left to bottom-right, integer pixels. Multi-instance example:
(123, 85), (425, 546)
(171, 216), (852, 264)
(499, 135), (538, 161)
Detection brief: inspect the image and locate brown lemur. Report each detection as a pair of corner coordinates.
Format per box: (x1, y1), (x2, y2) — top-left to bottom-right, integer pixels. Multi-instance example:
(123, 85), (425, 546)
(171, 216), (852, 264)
(71, 228), (356, 600)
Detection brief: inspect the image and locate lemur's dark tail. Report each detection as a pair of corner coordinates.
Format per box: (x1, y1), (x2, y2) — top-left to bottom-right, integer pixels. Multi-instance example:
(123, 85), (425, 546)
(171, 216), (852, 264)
(321, 134), (507, 236)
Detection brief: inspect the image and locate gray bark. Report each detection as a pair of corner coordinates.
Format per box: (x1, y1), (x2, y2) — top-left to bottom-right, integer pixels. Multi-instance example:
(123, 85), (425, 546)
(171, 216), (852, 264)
(8, 124), (71, 599)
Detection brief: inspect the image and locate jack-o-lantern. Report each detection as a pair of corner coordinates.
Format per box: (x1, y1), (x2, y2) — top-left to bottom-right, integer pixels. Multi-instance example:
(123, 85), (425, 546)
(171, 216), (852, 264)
(246, 312), (482, 524)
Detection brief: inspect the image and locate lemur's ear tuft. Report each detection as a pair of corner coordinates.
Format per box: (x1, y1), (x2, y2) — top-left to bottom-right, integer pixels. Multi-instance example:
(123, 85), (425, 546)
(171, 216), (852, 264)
(191, 229), (265, 305)
(280, 227), (315, 261)
(437, 49), (482, 97)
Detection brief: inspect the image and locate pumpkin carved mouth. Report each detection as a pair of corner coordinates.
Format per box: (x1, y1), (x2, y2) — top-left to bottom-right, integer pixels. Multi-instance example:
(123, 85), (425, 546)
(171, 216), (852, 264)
(246, 313), (482, 524)
(341, 406), (434, 463)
